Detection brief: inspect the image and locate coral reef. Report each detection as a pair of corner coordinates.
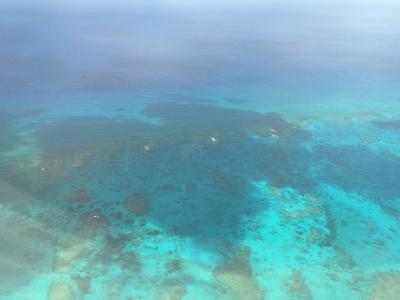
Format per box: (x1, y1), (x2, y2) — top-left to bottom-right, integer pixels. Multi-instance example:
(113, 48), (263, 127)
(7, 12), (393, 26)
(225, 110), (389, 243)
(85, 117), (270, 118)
(89, 235), (141, 274)
(365, 271), (400, 300)
(166, 258), (182, 273)
(184, 182), (197, 193)
(79, 209), (111, 230)
(211, 170), (240, 196)
(213, 247), (265, 300)
(284, 270), (313, 300)
(67, 189), (90, 205)
(72, 275), (91, 295)
(2, 94), (400, 299)
(119, 251), (142, 272)
(281, 207), (322, 219)
(307, 226), (324, 245)
(47, 281), (76, 300)
(0, 215), (53, 295)
(123, 192), (152, 215)
(158, 280), (187, 300)
(53, 237), (94, 273)
(334, 246), (356, 270)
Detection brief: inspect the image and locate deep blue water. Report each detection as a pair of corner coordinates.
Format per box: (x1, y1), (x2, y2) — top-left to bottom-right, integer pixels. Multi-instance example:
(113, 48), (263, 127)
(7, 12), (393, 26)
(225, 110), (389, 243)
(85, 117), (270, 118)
(1, 1), (400, 299)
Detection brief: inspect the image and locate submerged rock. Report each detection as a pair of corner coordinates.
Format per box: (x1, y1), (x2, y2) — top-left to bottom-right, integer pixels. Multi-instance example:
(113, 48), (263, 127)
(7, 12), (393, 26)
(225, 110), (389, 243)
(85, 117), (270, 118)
(284, 270), (313, 300)
(158, 280), (187, 300)
(119, 251), (142, 272)
(307, 226), (324, 245)
(213, 247), (265, 300)
(72, 275), (91, 294)
(157, 183), (177, 192)
(90, 234), (141, 274)
(0, 216), (53, 295)
(166, 258), (182, 273)
(48, 281), (76, 300)
(79, 208), (111, 230)
(184, 182), (197, 193)
(366, 271), (400, 300)
(67, 189), (90, 205)
(123, 193), (152, 215)
(281, 207), (322, 219)
(334, 246), (356, 269)
(53, 238), (94, 273)
(211, 171), (240, 196)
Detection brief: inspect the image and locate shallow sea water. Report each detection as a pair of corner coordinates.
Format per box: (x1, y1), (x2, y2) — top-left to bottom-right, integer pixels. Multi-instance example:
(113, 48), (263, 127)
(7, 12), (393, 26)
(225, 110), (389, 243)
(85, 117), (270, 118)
(1, 1), (400, 299)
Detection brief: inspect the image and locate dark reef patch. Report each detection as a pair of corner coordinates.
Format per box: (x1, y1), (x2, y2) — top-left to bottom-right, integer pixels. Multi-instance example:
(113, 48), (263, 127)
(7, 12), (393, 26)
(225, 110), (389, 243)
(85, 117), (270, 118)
(212, 246), (265, 300)
(143, 102), (309, 142)
(314, 145), (400, 217)
(32, 116), (167, 158)
(67, 189), (91, 206)
(79, 208), (111, 230)
(225, 98), (248, 104)
(140, 102), (313, 244)
(89, 234), (141, 274)
(2, 102), (314, 250)
(167, 94), (215, 104)
(372, 119), (400, 130)
(123, 193), (152, 216)
(284, 269), (313, 300)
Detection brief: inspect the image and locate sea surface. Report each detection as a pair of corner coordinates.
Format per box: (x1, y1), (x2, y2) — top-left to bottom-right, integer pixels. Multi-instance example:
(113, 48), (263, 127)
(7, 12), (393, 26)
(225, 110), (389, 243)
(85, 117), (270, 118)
(1, 1), (400, 299)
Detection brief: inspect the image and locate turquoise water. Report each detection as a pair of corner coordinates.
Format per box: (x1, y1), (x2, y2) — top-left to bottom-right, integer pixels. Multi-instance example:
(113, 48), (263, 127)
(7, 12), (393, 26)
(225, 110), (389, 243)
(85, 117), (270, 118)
(1, 1), (400, 299)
